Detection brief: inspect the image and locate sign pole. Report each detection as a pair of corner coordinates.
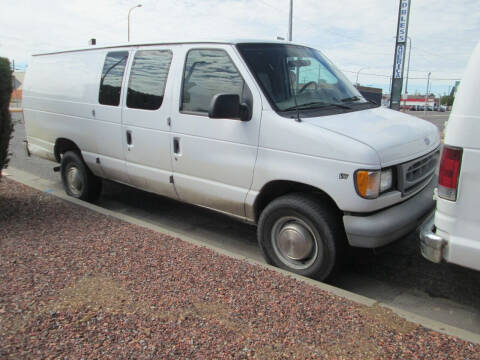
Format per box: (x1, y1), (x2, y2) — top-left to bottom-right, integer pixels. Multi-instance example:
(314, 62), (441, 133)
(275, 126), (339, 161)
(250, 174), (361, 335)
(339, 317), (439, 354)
(288, 0), (293, 41)
(389, 0), (411, 110)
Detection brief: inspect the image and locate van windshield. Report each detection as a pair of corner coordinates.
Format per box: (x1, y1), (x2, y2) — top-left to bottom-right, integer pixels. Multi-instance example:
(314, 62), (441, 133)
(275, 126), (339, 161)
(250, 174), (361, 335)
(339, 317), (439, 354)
(237, 43), (369, 113)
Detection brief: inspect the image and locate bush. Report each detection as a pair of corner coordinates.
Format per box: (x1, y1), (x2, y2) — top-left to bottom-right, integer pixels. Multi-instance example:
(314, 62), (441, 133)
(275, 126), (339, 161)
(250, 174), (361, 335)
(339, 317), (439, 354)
(0, 57), (13, 176)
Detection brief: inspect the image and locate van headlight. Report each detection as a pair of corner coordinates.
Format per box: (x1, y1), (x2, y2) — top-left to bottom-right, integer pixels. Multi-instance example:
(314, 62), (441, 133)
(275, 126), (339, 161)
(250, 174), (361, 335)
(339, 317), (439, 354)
(380, 168), (393, 193)
(355, 168), (393, 199)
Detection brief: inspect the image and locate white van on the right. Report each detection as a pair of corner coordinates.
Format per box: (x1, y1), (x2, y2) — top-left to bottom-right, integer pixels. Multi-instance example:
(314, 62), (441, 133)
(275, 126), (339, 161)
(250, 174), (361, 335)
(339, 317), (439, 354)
(420, 41), (480, 271)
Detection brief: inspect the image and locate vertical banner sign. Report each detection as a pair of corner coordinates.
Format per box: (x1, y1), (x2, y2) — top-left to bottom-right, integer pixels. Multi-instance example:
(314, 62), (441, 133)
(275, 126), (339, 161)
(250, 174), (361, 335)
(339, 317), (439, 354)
(390, 0), (411, 110)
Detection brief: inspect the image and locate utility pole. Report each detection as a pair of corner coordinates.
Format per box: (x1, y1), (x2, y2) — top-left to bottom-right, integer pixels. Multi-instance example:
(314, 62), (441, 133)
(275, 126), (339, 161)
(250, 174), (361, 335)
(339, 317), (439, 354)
(288, 0), (293, 41)
(424, 72), (431, 115)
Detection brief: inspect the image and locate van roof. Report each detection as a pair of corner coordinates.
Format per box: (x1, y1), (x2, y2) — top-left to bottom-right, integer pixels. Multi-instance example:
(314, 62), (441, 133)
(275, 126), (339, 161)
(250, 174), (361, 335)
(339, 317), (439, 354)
(32, 39), (300, 56)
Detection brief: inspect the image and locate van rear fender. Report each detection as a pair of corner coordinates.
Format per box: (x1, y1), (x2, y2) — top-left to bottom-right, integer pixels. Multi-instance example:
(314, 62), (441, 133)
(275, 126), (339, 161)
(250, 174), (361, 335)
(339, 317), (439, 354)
(54, 138), (81, 163)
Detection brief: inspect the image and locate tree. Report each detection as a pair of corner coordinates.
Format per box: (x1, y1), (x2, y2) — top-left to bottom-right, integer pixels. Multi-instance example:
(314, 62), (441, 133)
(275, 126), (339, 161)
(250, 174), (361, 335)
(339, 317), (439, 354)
(0, 57), (14, 177)
(440, 95), (455, 107)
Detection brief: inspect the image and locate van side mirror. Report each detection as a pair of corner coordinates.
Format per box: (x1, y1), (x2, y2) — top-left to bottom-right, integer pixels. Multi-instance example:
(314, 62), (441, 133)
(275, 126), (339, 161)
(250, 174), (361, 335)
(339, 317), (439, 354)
(208, 94), (251, 121)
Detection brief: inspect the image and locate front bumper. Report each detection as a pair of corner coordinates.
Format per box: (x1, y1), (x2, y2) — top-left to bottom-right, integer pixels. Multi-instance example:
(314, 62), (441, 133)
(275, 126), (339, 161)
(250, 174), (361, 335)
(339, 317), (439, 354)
(418, 212), (447, 263)
(343, 176), (436, 248)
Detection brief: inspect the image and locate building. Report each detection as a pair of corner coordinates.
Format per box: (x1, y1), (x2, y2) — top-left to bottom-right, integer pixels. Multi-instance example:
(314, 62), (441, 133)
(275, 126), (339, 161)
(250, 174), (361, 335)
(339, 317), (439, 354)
(11, 72), (25, 107)
(399, 94), (438, 110)
(354, 85), (382, 105)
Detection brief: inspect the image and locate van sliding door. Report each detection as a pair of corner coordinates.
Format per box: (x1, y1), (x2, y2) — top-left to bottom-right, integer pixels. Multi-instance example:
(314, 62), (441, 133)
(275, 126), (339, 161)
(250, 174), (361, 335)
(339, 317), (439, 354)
(120, 48), (177, 198)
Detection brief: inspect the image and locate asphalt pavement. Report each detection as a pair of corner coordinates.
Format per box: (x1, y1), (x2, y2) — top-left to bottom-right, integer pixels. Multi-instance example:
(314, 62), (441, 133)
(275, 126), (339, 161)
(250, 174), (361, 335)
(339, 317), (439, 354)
(7, 111), (480, 335)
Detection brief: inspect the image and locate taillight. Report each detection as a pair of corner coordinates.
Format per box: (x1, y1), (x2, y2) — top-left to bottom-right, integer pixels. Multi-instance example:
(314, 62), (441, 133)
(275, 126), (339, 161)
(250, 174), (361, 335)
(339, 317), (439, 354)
(438, 146), (463, 201)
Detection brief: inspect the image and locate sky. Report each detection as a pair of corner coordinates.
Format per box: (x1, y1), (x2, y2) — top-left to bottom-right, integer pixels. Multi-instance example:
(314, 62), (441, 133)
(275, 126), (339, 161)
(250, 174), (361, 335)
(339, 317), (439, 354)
(1, 0), (479, 96)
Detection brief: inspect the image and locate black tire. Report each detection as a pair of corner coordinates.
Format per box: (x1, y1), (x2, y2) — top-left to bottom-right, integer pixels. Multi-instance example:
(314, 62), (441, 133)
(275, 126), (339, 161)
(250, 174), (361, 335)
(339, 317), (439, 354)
(60, 151), (102, 202)
(257, 193), (346, 281)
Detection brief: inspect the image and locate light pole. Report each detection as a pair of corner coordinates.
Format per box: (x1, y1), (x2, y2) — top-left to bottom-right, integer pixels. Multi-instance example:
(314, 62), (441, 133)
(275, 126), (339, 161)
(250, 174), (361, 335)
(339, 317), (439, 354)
(355, 67), (366, 85)
(403, 36), (412, 110)
(424, 72), (431, 115)
(288, 0), (293, 41)
(128, 4), (142, 42)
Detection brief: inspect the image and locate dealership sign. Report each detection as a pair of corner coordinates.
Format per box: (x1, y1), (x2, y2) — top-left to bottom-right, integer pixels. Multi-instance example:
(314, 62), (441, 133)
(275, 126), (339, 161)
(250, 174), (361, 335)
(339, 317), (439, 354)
(390, 0), (411, 110)
(394, 44), (405, 78)
(397, 0), (410, 42)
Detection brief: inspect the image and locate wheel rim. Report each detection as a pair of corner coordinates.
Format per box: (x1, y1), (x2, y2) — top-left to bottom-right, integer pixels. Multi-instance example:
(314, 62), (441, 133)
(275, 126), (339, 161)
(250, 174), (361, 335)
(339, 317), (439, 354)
(271, 216), (321, 270)
(66, 165), (83, 197)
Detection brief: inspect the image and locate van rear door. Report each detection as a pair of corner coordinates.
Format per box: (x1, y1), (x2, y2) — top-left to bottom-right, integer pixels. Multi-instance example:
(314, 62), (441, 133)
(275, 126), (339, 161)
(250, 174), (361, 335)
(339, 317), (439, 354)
(95, 50), (130, 183)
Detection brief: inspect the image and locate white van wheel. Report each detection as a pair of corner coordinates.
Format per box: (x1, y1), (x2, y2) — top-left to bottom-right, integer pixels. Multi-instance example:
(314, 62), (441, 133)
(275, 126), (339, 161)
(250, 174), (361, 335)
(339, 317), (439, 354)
(258, 193), (344, 281)
(61, 151), (102, 202)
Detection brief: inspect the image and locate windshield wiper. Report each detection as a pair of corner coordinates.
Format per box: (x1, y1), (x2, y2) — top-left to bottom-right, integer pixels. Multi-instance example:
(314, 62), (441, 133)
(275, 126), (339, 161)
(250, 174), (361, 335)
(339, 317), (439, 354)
(325, 103), (352, 109)
(283, 102), (351, 111)
(340, 96), (362, 102)
(340, 95), (378, 106)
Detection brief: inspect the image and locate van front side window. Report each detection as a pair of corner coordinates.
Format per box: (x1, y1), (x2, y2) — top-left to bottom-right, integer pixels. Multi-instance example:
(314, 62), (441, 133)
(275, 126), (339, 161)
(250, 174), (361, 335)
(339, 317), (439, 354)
(182, 49), (245, 114)
(127, 50), (173, 110)
(99, 51), (129, 106)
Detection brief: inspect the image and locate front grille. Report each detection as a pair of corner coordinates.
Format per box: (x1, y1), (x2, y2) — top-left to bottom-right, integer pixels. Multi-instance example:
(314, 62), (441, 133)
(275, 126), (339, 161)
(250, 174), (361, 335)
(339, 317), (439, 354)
(397, 149), (440, 196)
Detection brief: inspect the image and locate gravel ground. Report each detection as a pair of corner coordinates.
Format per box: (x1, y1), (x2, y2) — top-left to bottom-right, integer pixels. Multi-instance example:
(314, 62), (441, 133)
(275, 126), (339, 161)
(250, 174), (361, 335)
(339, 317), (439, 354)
(1, 179), (479, 359)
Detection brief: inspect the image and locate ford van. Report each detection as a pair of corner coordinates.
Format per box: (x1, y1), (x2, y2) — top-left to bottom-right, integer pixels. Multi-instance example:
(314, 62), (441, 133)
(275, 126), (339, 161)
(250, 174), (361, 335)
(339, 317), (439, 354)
(23, 40), (441, 280)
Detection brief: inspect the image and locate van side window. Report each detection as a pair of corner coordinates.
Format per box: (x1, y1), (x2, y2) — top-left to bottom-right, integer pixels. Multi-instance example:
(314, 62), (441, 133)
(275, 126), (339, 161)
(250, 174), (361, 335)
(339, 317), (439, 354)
(99, 51), (129, 106)
(127, 50), (173, 110)
(182, 49), (246, 114)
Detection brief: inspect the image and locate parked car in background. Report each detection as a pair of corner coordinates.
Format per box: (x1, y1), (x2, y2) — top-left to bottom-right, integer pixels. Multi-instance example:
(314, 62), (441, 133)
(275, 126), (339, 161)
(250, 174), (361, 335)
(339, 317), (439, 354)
(23, 40), (440, 280)
(420, 41), (480, 271)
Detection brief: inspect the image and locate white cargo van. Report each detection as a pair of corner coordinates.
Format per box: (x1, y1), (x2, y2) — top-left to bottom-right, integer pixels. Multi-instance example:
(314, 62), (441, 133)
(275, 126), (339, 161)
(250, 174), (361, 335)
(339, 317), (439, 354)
(23, 40), (440, 280)
(420, 41), (480, 271)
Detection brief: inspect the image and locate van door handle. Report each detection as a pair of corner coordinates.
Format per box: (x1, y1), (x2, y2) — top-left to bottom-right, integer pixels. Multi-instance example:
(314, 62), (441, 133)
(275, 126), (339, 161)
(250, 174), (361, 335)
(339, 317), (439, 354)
(126, 130), (133, 151)
(173, 137), (180, 155)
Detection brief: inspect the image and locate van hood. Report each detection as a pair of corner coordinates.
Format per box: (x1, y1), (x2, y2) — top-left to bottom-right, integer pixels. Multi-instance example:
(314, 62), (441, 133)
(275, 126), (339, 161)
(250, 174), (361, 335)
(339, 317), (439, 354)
(303, 107), (441, 166)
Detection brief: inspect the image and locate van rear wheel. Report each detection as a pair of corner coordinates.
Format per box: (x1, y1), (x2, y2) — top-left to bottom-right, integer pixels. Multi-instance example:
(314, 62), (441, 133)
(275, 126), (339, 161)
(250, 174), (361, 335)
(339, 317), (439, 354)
(61, 151), (102, 202)
(257, 193), (344, 281)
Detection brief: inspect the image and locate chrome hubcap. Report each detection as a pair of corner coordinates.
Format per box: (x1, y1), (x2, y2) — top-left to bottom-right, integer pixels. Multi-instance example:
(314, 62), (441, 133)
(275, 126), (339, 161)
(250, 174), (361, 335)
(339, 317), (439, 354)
(278, 223), (314, 260)
(66, 166), (83, 196)
(271, 216), (320, 270)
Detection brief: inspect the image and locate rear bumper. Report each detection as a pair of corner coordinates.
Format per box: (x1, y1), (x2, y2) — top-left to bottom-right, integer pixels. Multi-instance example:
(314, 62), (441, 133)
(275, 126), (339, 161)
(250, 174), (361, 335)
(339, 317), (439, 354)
(343, 177), (436, 248)
(418, 212), (447, 263)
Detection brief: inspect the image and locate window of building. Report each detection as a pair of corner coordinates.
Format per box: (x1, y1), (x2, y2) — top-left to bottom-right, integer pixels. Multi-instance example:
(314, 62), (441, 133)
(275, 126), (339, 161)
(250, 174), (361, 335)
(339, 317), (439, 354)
(99, 51), (129, 106)
(181, 49), (246, 114)
(127, 50), (173, 110)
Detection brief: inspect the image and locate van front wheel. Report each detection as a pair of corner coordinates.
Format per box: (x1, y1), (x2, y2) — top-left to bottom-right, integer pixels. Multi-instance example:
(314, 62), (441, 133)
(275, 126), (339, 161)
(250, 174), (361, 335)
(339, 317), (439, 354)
(257, 193), (344, 281)
(61, 151), (102, 202)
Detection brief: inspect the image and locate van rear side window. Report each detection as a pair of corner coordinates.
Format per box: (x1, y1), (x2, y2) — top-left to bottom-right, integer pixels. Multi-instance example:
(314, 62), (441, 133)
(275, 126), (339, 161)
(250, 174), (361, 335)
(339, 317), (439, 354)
(127, 50), (173, 110)
(99, 51), (129, 106)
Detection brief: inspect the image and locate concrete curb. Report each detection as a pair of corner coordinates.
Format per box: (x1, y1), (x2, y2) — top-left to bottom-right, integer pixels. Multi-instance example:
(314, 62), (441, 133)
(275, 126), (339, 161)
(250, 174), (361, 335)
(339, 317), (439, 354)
(5, 166), (480, 345)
